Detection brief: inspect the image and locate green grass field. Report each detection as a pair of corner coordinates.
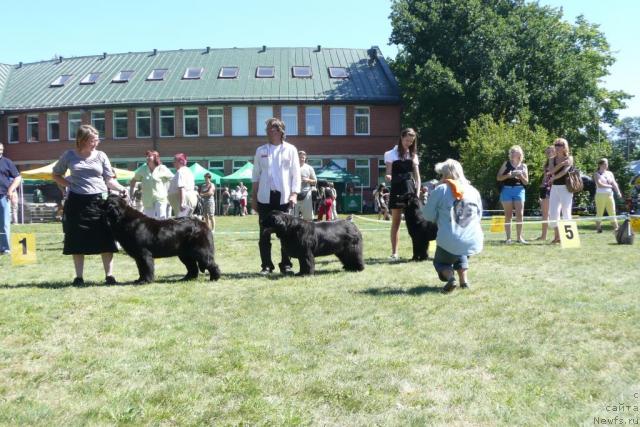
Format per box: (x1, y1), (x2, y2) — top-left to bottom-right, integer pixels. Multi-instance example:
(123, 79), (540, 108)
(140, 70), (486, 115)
(1, 215), (639, 426)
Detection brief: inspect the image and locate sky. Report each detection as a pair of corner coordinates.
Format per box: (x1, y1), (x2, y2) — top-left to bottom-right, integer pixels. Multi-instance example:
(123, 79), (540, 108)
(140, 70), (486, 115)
(1, 0), (637, 118)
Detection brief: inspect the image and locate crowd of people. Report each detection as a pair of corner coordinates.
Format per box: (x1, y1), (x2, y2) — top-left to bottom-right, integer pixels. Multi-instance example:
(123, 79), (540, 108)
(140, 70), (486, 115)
(0, 119), (633, 293)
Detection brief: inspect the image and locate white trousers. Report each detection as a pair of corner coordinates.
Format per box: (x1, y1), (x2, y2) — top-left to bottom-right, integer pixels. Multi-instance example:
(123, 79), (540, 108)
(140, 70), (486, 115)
(144, 201), (168, 219)
(548, 184), (573, 228)
(294, 191), (314, 221)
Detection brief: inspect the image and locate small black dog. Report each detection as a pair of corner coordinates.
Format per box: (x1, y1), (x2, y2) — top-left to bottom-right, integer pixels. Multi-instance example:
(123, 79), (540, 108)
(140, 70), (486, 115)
(102, 195), (221, 283)
(402, 193), (438, 261)
(262, 211), (364, 275)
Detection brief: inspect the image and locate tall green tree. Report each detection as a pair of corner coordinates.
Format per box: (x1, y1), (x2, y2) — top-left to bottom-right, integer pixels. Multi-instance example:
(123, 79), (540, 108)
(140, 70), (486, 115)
(611, 117), (640, 160)
(389, 0), (630, 171)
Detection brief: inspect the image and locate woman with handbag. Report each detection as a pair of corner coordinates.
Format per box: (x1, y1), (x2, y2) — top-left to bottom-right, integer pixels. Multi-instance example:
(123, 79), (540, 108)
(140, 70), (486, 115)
(547, 138), (574, 244)
(594, 158), (622, 233)
(496, 145), (529, 244)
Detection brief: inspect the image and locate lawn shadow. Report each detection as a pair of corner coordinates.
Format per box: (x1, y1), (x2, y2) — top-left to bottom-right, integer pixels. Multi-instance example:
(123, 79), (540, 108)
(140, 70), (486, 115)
(365, 257), (416, 266)
(356, 285), (442, 296)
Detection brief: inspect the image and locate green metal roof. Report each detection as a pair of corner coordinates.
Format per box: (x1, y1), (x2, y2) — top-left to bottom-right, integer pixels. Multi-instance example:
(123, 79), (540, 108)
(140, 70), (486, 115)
(0, 47), (400, 111)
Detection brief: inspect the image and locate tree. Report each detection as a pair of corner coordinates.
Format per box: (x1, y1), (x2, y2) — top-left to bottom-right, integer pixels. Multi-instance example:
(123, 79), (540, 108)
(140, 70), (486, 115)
(389, 0), (630, 171)
(611, 117), (640, 160)
(456, 112), (550, 209)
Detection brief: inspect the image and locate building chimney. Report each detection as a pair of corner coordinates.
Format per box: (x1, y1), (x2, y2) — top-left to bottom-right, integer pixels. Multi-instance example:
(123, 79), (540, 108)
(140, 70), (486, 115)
(58, 56), (63, 63)
(205, 46), (211, 54)
(316, 45), (322, 52)
(153, 48), (157, 55)
(102, 52), (107, 59)
(261, 45), (267, 52)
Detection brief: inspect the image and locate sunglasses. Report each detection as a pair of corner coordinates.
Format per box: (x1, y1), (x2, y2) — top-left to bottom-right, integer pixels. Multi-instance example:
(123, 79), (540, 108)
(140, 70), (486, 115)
(554, 144), (564, 147)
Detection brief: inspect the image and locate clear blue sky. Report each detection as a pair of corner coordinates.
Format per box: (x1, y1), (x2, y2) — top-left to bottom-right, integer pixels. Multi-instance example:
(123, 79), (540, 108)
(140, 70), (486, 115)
(1, 0), (637, 118)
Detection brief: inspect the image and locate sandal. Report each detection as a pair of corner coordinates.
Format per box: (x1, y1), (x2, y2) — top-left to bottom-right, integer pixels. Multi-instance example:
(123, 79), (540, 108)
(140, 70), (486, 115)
(550, 239), (560, 244)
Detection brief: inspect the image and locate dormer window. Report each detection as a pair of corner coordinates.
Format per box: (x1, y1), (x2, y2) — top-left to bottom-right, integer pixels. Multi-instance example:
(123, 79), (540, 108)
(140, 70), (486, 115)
(183, 67), (204, 80)
(50, 75), (72, 87)
(112, 70), (134, 83)
(147, 69), (168, 81)
(218, 67), (239, 79)
(328, 67), (349, 79)
(292, 66), (312, 78)
(80, 72), (100, 85)
(256, 66), (275, 78)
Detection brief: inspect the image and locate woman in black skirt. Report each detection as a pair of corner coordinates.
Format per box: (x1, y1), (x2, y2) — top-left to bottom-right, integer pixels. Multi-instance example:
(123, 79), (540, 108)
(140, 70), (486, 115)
(52, 125), (127, 285)
(384, 128), (421, 260)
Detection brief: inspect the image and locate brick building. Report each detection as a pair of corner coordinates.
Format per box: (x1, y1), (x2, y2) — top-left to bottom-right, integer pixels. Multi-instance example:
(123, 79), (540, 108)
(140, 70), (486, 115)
(0, 46), (401, 193)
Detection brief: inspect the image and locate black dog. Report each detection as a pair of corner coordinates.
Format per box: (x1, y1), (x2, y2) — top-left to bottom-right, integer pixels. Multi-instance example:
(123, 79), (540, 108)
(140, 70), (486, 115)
(402, 193), (438, 261)
(102, 195), (221, 283)
(262, 211), (364, 275)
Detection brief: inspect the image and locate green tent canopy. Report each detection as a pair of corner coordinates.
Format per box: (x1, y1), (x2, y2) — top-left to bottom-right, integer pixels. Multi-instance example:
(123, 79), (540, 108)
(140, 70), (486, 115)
(221, 162), (254, 185)
(315, 161), (361, 184)
(189, 163), (222, 185)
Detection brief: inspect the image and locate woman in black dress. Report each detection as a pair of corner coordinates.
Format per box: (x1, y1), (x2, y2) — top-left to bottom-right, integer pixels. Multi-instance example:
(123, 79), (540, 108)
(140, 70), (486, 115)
(384, 128), (421, 260)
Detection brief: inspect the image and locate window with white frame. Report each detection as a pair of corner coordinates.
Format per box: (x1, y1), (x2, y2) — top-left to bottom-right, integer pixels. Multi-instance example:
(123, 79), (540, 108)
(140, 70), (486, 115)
(354, 106), (370, 135)
(256, 106), (273, 136)
(136, 110), (151, 138)
(232, 160), (247, 172)
(80, 72), (100, 85)
(68, 112), (82, 141)
(328, 67), (349, 79)
(208, 160), (224, 175)
(306, 158), (322, 171)
(330, 106), (346, 135)
(231, 106), (248, 136)
(207, 107), (224, 136)
(112, 70), (134, 83)
(183, 67), (204, 80)
(91, 111), (105, 138)
(183, 108), (200, 137)
(50, 75), (72, 87)
(147, 69), (168, 81)
(47, 113), (60, 141)
(292, 66), (312, 78)
(218, 67), (239, 79)
(256, 66), (275, 78)
(159, 109), (175, 137)
(354, 159), (370, 187)
(281, 106), (298, 136)
(8, 117), (19, 143)
(378, 159), (386, 185)
(113, 110), (128, 139)
(305, 106), (322, 135)
(27, 115), (39, 142)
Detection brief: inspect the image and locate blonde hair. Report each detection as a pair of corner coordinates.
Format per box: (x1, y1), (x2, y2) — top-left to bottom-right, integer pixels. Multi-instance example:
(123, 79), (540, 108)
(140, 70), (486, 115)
(509, 145), (524, 161)
(75, 124), (98, 148)
(435, 159), (468, 184)
(554, 138), (570, 155)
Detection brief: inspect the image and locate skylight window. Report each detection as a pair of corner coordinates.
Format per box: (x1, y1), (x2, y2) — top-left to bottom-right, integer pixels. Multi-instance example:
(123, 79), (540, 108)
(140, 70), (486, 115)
(112, 70), (134, 83)
(328, 67), (349, 79)
(80, 72), (101, 85)
(147, 69), (168, 81)
(183, 67), (204, 80)
(256, 66), (275, 78)
(50, 75), (72, 87)
(218, 67), (239, 79)
(292, 66), (312, 78)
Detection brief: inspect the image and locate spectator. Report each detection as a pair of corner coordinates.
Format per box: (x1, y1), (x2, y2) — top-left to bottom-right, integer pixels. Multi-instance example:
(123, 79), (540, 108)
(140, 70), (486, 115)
(294, 150), (317, 220)
(424, 159), (484, 294)
(129, 150), (173, 218)
(239, 182), (249, 216)
(0, 142), (22, 254)
(232, 186), (241, 215)
(10, 191), (19, 224)
(548, 138), (574, 244)
(168, 153), (197, 217)
(496, 145), (529, 244)
(199, 173), (216, 231)
(328, 182), (338, 220)
(221, 186), (231, 215)
(535, 145), (556, 241)
(51, 125), (127, 285)
(374, 183), (390, 220)
(594, 158), (622, 233)
(317, 186), (335, 221)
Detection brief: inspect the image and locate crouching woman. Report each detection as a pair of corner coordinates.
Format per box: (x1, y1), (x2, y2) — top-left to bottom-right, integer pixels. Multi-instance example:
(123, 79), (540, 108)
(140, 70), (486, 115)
(424, 159), (484, 294)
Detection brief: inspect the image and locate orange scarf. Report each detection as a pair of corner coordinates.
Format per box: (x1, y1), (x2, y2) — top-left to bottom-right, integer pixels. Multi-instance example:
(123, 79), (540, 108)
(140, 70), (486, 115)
(444, 179), (464, 200)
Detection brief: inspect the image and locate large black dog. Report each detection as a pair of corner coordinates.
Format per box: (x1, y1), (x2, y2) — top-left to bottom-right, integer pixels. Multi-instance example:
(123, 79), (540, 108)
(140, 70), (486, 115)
(402, 193), (438, 261)
(102, 195), (221, 283)
(262, 211), (364, 275)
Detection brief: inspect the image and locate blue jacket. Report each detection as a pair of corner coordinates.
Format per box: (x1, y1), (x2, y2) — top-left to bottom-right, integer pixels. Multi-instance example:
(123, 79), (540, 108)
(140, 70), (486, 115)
(424, 181), (484, 256)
